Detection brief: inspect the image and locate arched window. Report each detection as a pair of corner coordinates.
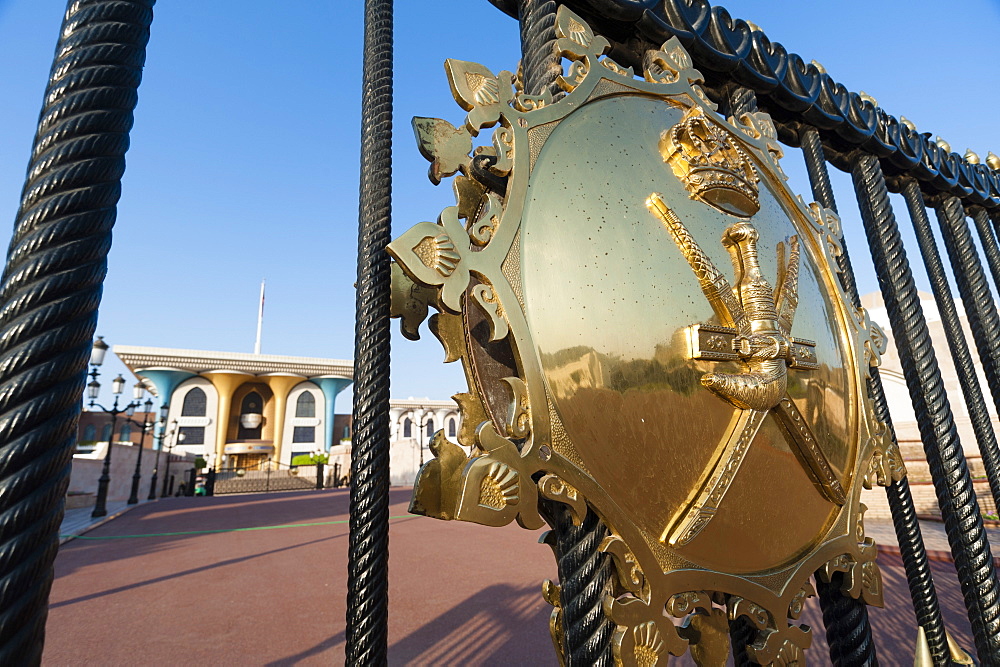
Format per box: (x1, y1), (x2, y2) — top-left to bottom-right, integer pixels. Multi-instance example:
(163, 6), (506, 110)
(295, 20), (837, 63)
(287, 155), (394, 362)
(293, 426), (315, 443)
(241, 391), (262, 414)
(178, 426), (204, 445)
(101, 424), (112, 442)
(83, 424), (96, 441)
(342, 424), (350, 439)
(448, 418), (456, 438)
(403, 418), (412, 438)
(181, 387), (207, 416)
(425, 419), (434, 438)
(296, 392), (316, 418)
(119, 423), (131, 442)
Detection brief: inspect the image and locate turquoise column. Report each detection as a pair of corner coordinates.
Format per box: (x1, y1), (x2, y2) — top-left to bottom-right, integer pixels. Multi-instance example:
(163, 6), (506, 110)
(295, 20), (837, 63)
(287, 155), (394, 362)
(136, 369), (195, 449)
(312, 377), (352, 451)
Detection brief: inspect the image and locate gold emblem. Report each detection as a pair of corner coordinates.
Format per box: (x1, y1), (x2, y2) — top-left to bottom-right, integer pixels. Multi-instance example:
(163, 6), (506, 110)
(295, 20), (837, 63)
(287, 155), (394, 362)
(647, 195), (844, 547)
(389, 8), (904, 665)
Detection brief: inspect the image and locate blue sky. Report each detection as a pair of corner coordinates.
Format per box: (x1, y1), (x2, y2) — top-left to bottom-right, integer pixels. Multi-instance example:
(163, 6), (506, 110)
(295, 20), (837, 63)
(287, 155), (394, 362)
(0, 1), (998, 414)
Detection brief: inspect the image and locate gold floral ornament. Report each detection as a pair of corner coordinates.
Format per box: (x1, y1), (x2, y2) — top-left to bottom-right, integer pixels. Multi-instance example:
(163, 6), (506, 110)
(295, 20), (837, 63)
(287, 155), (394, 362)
(390, 6), (899, 665)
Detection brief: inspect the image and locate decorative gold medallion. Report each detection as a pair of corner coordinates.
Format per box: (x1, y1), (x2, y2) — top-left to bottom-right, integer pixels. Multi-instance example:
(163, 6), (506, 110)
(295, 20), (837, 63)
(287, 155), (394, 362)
(389, 8), (904, 665)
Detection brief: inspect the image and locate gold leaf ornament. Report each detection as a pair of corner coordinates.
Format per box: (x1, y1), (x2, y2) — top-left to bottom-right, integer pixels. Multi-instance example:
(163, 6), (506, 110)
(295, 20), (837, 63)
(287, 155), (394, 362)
(555, 7), (609, 59)
(389, 262), (437, 341)
(502, 376), (530, 439)
(387, 211), (470, 312)
(471, 282), (509, 342)
(409, 430), (471, 521)
(449, 423), (543, 529)
(411, 116), (472, 185)
(608, 600), (687, 665)
(444, 59), (514, 134)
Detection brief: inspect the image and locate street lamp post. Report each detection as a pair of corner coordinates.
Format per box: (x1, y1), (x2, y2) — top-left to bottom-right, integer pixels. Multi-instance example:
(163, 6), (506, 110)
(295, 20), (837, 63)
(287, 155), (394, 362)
(87, 337), (143, 519)
(417, 413), (433, 467)
(148, 404), (170, 500)
(162, 424), (185, 498)
(126, 391), (155, 505)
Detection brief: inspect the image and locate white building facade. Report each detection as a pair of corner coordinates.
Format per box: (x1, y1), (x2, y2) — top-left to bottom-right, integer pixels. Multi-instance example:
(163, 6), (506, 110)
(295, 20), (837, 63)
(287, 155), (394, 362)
(327, 398), (462, 487)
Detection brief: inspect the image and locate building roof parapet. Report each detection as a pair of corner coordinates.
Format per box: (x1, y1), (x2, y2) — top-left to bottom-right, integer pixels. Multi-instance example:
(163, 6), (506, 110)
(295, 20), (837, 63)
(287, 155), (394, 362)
(114, 345), (354, 380)
(390, 398), (458, 410)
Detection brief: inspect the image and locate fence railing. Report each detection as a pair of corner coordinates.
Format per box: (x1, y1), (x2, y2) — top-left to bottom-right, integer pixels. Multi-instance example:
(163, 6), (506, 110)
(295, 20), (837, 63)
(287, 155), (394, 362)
(348, 0), (1000, 664)
(212, 460), (332, 495)
(0, 1), (998, 665)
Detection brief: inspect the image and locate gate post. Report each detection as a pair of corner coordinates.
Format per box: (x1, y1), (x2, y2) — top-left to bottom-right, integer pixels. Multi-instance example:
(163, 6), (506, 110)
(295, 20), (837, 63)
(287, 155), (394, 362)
(0, 2), (154, 661)
(346, 0), (393, 663)
(316, 462), (324, 490)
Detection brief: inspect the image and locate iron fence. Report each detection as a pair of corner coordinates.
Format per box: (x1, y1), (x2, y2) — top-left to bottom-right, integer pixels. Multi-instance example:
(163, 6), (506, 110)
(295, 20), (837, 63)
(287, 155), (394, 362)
(212, 460), (324, 496)
(0, 0), (998, 665)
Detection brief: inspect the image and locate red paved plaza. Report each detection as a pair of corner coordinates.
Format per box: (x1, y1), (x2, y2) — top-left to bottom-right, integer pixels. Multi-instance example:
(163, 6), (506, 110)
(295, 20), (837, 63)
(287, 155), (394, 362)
(45, 488), (977, 665)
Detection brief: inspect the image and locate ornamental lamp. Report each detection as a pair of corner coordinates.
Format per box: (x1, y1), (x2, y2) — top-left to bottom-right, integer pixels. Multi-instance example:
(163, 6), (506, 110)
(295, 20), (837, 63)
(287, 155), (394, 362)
(144, 397), (153, 416)
(133, 381), (145, 401)
(90, 336), (109, 366)
(111, 374), (125, 395)
(160, 403), (169, 421)
(240, 412), (263, 429)
(86, 379), (100, 400)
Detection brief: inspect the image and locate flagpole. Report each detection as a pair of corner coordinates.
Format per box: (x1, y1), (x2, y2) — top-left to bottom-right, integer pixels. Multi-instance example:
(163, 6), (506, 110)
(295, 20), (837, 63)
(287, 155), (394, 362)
(254, 279), (265, 354)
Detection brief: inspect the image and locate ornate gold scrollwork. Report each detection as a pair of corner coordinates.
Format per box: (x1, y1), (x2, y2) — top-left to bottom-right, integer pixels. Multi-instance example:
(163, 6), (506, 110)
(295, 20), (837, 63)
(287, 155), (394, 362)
(541, 579), (566, 665)
(600, 535), (649, 601)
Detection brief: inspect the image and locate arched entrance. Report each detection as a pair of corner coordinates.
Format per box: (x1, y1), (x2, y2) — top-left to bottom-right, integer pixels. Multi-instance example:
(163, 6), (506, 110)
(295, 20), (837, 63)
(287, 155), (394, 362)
(226, 383), (275, 469)
(237, 391), (264, 440)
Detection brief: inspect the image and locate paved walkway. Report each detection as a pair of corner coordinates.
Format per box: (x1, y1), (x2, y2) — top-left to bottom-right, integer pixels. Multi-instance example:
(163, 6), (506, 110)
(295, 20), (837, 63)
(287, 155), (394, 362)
(59, 498), (154, 545)
(865, 516), (1000, 558)
(44, 489), (985, 665)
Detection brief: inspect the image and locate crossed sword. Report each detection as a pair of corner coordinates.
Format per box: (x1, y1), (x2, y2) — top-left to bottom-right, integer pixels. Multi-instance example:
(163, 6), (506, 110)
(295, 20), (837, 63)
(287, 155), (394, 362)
(646, 194), (846, 548)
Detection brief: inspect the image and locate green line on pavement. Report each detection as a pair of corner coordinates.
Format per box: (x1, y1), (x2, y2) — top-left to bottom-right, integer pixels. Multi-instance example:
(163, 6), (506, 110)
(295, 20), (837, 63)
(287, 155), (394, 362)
(61, 514), (415, 540)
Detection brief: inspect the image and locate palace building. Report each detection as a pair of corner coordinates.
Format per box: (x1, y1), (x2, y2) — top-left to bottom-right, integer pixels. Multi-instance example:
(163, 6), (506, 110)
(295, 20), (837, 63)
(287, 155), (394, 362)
(112, 345), (462, 484)
(115, 345), (354, 469)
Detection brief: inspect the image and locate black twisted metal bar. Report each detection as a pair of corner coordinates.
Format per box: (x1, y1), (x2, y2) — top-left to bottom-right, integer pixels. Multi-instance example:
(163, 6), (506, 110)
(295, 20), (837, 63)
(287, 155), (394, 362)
(816, 572), (877, 666)
(970, 207), (1000, 295)
(518, 2), (615, 663)
(852, 153), (1000, 663)
(346, 0), (393, 663)
(0, 1), (153, 662)
(803, 129), (952, 664)
(539, 503), (616, 665)
(790, 129), (879, 666)
(486, 0), (1000, 209)
(722, 82), (757, 117)
(902, 184), (1000, 509)
(989, 210), (1000, 274)
(958, 207), (1000, 417)
(728, 613), (757, 667)
(518, 0), (562, 100)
